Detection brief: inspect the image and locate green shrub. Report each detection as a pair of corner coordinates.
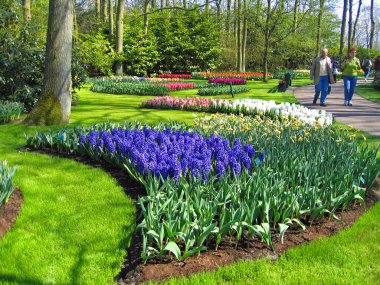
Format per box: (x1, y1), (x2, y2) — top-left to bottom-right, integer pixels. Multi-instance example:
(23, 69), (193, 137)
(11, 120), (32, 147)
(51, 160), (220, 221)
(0, 101), (24, 122)
(197, 85), (250, 96)
(0, 161), (17, 205)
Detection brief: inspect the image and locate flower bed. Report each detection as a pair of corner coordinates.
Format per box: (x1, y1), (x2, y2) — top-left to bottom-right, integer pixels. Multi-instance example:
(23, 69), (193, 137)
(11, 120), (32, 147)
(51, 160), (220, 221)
(141, 96), (218, 111)
(212, 99), (333, 125)
(90, 81), (169, 96)
(208, 78), (247, 85)
(192, 72), (272, 80)
(158, 74), (192, 79)
(197, 86), (250, 96)
(153, 82), (196, 91)
(26, 119), (379, 262)
(0, 101), (24, 123)
(0, 161), (17, 205)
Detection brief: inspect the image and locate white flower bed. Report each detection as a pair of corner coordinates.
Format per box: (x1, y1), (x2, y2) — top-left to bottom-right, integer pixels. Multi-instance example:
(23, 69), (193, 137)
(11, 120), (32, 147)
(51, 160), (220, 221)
(213, 98), (333, 125)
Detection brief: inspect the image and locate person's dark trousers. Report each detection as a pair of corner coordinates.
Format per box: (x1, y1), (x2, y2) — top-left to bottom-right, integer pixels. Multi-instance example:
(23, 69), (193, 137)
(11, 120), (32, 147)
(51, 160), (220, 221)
(313, 84), (320, 104)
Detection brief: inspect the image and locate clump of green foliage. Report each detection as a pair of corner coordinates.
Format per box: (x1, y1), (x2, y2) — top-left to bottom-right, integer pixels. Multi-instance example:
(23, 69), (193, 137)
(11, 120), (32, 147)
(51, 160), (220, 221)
(0, 101), (24, 122)
(0, 160), (17, 205)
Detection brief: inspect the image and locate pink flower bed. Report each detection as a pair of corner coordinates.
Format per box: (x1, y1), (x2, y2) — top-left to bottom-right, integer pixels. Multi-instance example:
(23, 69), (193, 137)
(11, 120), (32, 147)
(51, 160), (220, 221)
(141, 96), (219, 110)
(154, 83), (196, 91)
(208, 78), (247, 85)
(158, 74), (192, 79)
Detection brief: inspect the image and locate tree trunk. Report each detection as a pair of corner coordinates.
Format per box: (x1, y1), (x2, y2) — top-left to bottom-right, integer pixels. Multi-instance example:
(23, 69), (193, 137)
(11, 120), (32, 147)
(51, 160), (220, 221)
(101, 0), (108, 23)
(109, 0), (114, 41)
(115, 0), (124, 75)
(144, 0), (149, 36)
(96, 0), (101, 17)
(263, 0), (271, 82)
(27, 0), (73, 125)
(23, 0), (31, 21)
(347, 0), (353, 54)
(236, 0), (241, 72)
(161, 0), (164, 9)
(205, 0), (209, 12)
(293, 0), (299, 32)
(352, 0), (362, 45)
(369, 0), (375, 48)
(226, 0), (231, 33)
(339, 0), (347, 56)
(315, 0), (324, 56)
(241, 0), (247, 72)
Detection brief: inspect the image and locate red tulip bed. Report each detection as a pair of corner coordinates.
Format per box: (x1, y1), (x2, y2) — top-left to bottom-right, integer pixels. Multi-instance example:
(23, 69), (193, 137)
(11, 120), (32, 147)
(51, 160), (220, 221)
(153, 82), (197, 91)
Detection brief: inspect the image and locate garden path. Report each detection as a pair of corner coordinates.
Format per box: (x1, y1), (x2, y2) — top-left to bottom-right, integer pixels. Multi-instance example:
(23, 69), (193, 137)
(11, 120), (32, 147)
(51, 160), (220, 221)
(293, 79), (380, 136)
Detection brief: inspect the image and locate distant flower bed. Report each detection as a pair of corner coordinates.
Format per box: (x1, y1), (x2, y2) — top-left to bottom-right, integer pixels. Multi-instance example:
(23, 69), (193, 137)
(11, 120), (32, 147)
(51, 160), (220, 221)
(197, 86), (250, 96)
(273, 71), (310, 79)
(192, 72), (272, 80)
(153, 83), (196, 91)
(0, 101), (24, 123)
(158, 74), (192, 79)
(91, 81), (169, 96)
(208, 78), (247, 85)
(146, 77), (182, 82)
(0, 161), (17, 205)
(212, 99), (333, 125)
(141, 96), (219, 111)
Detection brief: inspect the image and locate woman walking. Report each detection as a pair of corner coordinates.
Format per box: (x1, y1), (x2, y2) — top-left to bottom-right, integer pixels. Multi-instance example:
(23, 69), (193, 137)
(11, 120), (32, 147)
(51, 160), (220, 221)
(341, 48), (361, 106)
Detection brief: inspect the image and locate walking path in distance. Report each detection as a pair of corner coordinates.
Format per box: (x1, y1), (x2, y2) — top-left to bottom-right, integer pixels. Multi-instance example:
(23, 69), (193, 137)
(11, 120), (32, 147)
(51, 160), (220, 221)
(293, 79), (380, 137)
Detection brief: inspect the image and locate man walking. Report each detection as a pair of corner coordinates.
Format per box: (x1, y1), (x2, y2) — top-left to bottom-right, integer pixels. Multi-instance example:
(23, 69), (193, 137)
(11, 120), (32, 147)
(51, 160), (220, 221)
(310, 48), (335, 106)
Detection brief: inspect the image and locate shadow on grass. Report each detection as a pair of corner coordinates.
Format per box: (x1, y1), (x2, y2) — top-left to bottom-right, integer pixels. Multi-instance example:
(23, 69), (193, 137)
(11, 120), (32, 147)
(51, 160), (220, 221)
(0, 275), (51, 285)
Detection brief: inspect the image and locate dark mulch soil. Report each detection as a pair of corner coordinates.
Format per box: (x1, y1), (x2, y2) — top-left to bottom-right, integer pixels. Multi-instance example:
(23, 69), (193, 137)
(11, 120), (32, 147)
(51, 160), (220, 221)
(19, 147), (380, 284)
(0, 188), (23, 238)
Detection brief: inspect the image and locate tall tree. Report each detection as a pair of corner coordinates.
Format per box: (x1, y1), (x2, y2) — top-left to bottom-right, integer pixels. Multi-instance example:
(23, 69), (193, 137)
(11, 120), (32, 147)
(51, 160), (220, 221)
(347, 0), (353, 54)
(115, 0), (124, 75)
(241, 0), (247, 72)
(293, 0), (299, 32)
(369, 0), (375, 48)
(339, 0), (347, 55)
(143, 0), (149, 36)
(352, 0), (362, 45)
(315, 0), (324, 56)
(27, 0), (73, 125)
(109, 0), (114, 40)
(23, 0), (31, 21)
(96, 0), (101, 17)
(236, 0), (242, 71)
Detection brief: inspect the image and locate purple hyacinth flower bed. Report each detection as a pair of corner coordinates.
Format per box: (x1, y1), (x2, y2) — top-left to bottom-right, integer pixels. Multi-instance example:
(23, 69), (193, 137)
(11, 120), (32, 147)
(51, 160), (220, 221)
(79, 128), (258, 182)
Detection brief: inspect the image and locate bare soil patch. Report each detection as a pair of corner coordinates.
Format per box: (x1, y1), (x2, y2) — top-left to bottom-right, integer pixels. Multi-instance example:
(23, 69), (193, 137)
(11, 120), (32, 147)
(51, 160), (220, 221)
(0, 188), (23, 238)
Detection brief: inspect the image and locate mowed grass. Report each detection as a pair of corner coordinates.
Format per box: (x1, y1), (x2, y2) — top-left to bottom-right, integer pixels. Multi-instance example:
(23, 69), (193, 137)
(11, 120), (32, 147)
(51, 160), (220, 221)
(0, 77), (379, 284)
(356, 82), (380, 104)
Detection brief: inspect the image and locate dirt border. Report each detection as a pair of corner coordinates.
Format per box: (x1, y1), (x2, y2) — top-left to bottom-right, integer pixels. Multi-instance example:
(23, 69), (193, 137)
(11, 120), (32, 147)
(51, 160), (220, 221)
(0, 188), (23, 238)
(22, 147), (380, 284)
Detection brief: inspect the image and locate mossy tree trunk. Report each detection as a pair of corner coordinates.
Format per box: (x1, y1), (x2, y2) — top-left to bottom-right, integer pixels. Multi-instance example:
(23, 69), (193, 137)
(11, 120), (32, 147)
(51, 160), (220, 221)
(26, 0), (73, 125)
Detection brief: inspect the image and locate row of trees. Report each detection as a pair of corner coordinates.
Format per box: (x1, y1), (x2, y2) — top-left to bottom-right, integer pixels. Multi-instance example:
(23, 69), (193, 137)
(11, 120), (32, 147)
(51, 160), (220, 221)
(1, 0), (379, 124)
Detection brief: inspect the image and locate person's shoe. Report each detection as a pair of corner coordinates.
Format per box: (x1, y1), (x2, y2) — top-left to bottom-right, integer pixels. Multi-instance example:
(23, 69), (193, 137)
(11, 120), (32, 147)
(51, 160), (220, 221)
(313, 99), (317, 105)
(320, 103), (327, 107)
(365, 79), (367, 82)
(348, 101), (353, 106)
(344, 101), (348, 106)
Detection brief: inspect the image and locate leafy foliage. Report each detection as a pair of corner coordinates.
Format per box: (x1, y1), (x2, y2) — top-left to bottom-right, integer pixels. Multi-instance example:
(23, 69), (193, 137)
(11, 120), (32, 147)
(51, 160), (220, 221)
(0, 160), (17, 205)
(0, 101), (24, 122)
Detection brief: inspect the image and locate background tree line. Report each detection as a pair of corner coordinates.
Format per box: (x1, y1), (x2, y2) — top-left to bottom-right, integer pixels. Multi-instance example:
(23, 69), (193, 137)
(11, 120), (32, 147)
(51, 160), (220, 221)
(0, 0), (379, 123)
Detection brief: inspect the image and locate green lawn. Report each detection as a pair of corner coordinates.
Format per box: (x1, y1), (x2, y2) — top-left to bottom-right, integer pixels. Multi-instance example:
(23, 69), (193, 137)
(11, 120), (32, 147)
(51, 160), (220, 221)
(356, 83), (380, 104)
(0, 78), (379, 284)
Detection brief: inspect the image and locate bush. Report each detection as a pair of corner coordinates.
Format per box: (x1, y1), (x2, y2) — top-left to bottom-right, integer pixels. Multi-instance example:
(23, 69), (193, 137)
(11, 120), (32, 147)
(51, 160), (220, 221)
(197, 85), (250, 96)
(0, 161), (17, 205)
(0, 101), (24, 123)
